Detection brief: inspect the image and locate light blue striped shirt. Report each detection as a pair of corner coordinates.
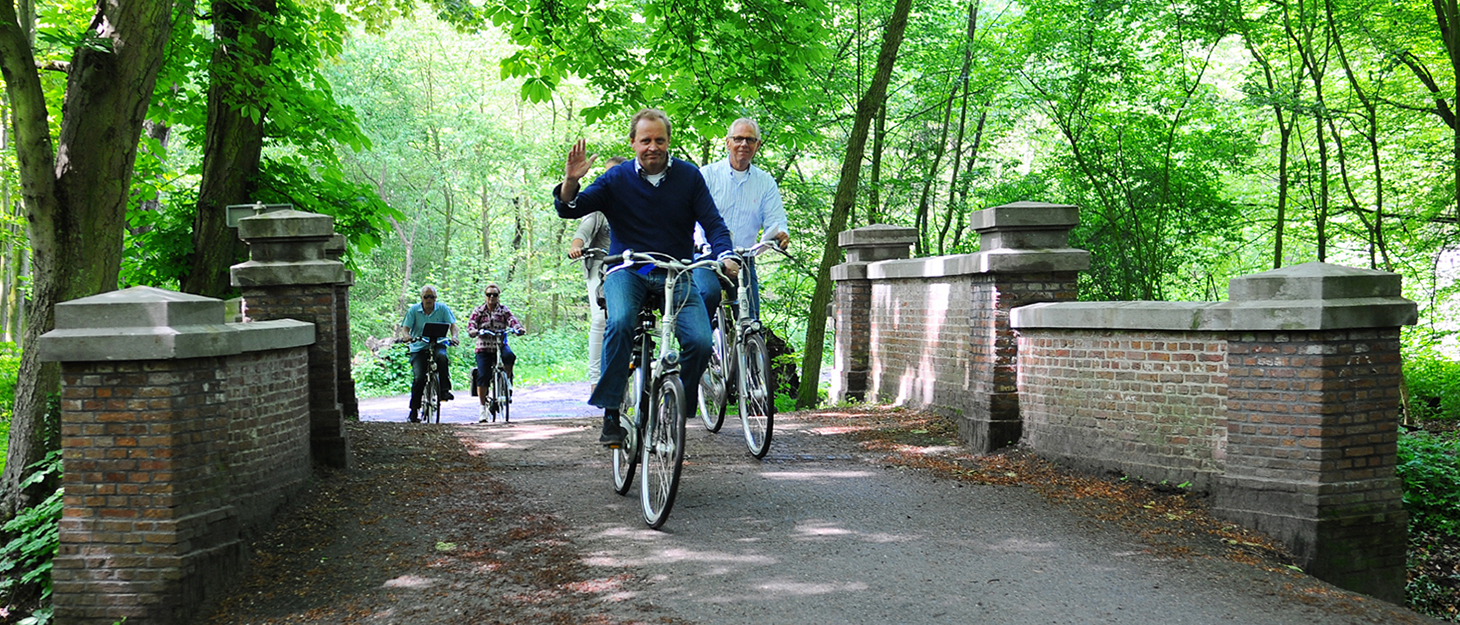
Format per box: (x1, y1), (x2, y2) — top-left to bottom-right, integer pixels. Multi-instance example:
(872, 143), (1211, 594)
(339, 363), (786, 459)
(698, 159), (787, 250)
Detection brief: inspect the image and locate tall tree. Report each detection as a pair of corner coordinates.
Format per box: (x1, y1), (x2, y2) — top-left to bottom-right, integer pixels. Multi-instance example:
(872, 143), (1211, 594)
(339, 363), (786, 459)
(181, 0), (277, 297)
(0, 0), (177, 515)
(796, 0), (912, 409)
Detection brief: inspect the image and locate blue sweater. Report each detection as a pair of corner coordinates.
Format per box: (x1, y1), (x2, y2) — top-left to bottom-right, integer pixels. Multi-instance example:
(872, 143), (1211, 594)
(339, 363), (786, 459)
(554, 158), (735, 264)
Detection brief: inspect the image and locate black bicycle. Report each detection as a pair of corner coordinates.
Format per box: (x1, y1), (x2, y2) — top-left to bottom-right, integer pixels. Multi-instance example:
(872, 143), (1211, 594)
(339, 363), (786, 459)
(475, 329), (519, 423)
(412, 321), (453, 424)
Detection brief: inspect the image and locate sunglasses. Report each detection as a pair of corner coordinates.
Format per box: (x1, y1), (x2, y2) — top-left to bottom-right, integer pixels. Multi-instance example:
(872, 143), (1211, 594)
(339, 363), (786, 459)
(486, 293), (500, 297)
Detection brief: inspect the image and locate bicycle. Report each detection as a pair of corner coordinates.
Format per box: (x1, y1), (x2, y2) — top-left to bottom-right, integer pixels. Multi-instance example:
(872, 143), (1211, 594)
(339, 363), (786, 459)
(474, 329), (519, 424)
(698, 240), (788, 458)
(409, 321), (453, 424)
(598, 249), (727, 529)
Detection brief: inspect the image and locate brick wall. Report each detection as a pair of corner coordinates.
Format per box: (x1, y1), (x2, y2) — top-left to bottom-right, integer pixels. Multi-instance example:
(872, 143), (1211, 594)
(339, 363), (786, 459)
(867, 276), (977, 417)
(1018, 329), (1228, 489)
(832, 276), (871, 401)
(51, 347), (312, 624)
(242, 284), (343, 436)
(864, 272), (1078, 450)
(225, 348), (312, 530)
(1217, 329), (1407, 599)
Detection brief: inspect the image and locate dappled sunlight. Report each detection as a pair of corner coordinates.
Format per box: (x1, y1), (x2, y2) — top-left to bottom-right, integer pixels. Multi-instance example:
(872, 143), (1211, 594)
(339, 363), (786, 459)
(382, 574), (438, 589)
(806, 425), (876, 436)
(583, 545), (778, 570)
(986, 537), (1059, 554)
(792, 519), (914, 544)
(761, 470), (877, 481)
(454, 424), (587, 455)
(754, 579), (870, 596)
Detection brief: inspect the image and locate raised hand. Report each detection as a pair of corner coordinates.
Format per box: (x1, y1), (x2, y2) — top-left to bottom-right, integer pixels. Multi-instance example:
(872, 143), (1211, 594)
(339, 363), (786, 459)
(564, 138), (597, 184)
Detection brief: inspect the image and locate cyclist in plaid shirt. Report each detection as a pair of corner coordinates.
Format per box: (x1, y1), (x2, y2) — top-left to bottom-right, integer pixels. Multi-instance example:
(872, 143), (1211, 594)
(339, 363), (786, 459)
(467, 283), (526, 397)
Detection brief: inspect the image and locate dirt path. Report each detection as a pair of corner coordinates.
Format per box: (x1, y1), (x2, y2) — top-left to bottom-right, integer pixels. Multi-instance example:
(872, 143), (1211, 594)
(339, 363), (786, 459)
(207, 410), (1439, 625)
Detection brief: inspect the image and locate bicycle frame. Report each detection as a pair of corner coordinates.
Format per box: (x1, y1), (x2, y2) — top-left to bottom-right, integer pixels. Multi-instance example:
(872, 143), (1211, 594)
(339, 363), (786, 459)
(603, 250), (727, 529)
(477, 329), (513, 423)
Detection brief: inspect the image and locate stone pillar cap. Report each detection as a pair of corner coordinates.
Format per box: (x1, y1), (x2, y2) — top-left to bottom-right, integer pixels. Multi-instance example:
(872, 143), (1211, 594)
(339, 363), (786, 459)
(1228, 261), (1401, 301)
(971, 202), (1079, 232)
(838, 224), (918, 248)
(1220, 262), (1416, 330)
(238, 209), (335, 241)
(38, 286), (314, 362)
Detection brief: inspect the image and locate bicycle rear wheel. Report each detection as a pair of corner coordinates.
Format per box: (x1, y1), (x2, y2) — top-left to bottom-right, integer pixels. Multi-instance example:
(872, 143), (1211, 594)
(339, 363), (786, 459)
(611, 366), (643, 496)
(739, 333), (774, 459)
(641, 374), (686, 529)
(698, 309), (729, 432)
(423, 367), (441, 424)
(497, 369), (512, 423)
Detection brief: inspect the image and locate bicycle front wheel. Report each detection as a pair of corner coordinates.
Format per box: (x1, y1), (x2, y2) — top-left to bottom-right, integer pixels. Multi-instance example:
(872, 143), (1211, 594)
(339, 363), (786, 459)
(497, 369), (512, 423)
(698, 310), (729, 432)
(423, 369), (441, 424)
(611, 366), (643, 496)
(641, 374), (686, 529)
(740, 333), (775, 459)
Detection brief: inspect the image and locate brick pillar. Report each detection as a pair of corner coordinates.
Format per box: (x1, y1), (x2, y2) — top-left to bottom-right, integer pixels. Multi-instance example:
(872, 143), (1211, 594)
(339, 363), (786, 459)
(325, 234), (359, 419)
(963, 202), (1087, 452)
(830, 225), (916, 404)
(38, 287), (313, 625)
(231, 210), (352, 467)
(1213, 262), (1417, 602)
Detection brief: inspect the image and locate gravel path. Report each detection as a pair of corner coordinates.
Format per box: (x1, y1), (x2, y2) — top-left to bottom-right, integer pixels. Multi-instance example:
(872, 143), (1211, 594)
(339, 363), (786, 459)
(210, 387), (1438, 624)
(461, 414), (1437, 625)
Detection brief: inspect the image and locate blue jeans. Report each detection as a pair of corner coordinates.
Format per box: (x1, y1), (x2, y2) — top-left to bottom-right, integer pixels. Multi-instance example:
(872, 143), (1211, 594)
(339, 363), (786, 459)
(588, 268), (710, 414)
(475, 346), (516, 380)
(410, 342), (451, 411)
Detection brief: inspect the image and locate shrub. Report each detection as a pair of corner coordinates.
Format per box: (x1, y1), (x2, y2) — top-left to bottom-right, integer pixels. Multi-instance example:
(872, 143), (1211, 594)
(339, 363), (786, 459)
(352, 327), (592, 399)
(0, 450), (63, 625)
(1407, 350), (1460, 422)
(1398, 431), (1460, 537)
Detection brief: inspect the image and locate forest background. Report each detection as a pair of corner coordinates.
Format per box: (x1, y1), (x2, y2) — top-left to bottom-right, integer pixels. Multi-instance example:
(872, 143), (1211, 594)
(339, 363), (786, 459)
(1, 0), (1460, 620)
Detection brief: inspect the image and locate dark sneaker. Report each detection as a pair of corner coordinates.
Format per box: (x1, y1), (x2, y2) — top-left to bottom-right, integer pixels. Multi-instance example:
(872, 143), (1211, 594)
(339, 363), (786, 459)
(599, 421), (627, 447)
(443, 391), (455, 401)
(408, 410), (420, 423)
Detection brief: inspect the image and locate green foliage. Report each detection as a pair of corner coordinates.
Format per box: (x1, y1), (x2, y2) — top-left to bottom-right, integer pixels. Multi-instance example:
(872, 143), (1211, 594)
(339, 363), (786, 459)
(0, 342), (23, 473)
(1406, 350), (1460, 422)
(353, 343), (413, 398)
(0, 451), (64, 625)
(1398, 432), (1460, 538)
(353, 327), (590, 399)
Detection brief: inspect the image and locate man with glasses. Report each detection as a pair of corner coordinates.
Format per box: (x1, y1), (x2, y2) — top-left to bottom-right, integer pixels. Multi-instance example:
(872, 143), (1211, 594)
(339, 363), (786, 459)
(693, 117), (791, 318)
(398, 285), (459, 423)
(467, 283), (525, 422)
(554, 108), (740, 447)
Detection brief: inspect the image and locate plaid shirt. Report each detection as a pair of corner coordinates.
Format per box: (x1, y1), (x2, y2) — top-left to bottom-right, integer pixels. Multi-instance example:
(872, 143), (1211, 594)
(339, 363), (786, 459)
(468, 303), (524, 352)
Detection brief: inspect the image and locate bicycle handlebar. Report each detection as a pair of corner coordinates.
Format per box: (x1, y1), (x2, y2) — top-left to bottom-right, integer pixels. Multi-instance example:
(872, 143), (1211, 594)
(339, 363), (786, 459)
(603, 250), (726, 278)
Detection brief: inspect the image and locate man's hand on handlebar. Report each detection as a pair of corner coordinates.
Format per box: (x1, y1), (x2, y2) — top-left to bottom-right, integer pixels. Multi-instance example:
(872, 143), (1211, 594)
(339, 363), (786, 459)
(722, 258), (741, 280)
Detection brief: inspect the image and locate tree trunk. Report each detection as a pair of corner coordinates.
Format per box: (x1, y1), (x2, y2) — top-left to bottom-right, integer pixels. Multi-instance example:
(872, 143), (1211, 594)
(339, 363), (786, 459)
(0, 0), (175, 516)
(181, 0), (276, 298)
(938, 3), (978, 255)
(867, 103), (885, 225)
(481, 183), (492, 261)
(795, 0), (913, 409)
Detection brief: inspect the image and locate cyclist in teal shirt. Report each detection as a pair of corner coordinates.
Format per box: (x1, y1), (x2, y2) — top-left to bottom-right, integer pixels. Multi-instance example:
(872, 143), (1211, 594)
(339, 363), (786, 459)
(397, 284), (459, 422)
